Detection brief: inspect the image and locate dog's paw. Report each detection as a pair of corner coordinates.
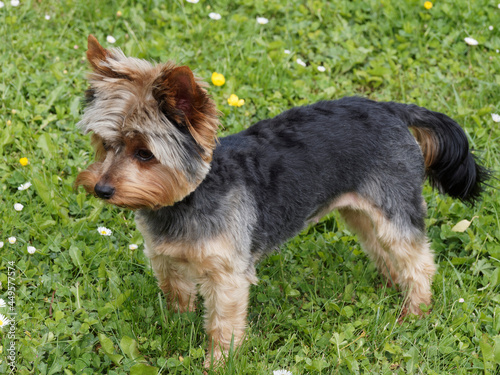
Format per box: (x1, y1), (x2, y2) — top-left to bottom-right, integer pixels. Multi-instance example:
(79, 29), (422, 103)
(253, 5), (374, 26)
(203, 349), (225, 370)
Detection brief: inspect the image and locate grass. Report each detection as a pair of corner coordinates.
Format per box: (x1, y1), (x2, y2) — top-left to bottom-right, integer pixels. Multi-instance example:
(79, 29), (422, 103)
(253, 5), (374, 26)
(0, 0), (499, 374)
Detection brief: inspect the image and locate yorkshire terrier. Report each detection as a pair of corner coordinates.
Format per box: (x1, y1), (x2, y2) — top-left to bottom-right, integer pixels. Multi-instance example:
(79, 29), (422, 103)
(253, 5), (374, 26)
(76, 35), (489, 365)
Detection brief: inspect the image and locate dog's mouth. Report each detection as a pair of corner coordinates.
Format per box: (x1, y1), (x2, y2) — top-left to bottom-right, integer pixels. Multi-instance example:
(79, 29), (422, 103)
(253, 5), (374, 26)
(93, 187), (166, 210)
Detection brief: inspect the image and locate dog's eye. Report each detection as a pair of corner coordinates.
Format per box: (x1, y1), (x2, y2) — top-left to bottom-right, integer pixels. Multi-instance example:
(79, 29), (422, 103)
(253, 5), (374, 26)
(136, 149), (154, 161)
(103, 142), (111, 151)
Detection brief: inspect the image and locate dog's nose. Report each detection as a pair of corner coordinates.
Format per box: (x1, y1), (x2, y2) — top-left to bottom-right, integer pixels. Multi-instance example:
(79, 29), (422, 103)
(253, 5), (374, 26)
(94, 183), (115, 200)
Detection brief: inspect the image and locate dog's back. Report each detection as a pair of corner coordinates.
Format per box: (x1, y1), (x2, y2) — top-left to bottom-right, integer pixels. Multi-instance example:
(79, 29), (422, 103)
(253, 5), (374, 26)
(210, 96), (489, 254)
(213, 98), (415, 247)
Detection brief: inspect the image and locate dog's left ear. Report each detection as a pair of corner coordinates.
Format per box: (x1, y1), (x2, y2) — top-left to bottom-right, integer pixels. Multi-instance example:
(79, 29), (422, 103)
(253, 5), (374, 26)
(157, 66), (219, 157)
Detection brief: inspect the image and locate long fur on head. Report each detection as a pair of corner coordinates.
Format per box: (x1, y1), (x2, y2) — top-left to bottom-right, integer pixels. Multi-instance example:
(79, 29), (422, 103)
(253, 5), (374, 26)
(76, 35), (220, 209)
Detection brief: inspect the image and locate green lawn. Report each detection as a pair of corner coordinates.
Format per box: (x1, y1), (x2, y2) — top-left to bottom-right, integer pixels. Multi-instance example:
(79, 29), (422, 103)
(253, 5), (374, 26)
(1, 0), (499, 374)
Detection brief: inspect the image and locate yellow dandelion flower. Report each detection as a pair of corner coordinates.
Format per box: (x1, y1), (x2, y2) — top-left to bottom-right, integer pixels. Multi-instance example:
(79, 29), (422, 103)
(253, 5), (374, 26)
(211, 72), (225, 86)
(228, 94), (245, 107)
(424, 1), (433, 9)
(19, 157), (29, 166)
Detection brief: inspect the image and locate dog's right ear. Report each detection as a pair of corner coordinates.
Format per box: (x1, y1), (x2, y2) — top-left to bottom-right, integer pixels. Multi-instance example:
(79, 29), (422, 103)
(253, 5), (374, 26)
(86, 34), (115, 76)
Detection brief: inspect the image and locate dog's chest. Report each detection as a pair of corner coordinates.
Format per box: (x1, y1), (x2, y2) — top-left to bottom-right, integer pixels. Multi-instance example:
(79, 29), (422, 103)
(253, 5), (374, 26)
(134, 212), (254, 281)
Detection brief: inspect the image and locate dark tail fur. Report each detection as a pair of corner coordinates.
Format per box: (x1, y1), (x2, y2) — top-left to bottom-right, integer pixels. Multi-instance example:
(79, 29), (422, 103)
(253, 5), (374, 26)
(384, 102), (490, 204)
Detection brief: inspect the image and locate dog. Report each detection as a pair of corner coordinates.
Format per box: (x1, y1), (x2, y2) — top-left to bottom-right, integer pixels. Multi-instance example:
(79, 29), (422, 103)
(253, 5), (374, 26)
(75, 35), (489, 365)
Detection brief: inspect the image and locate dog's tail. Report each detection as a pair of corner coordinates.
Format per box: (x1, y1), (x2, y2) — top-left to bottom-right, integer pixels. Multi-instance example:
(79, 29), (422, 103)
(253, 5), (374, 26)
(384, 102), (491, 204)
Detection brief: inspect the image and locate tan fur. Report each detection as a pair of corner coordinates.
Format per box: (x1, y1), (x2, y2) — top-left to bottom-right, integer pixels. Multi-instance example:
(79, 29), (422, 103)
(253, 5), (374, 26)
(77, 37), (221, 208)
(76, 155), (196, 209)
(410, 126), (439, 169)
(339, 208), (399, 286)
(136, 215), (256, 364)
(331, 193), (435, 316)
(78, 33), (251, 361)
(87, 34), (116, 77)
(136, 191), (434, 366)
(81, 35), (219, 172)
(76, 132), (197, 208)
(149, 255), (198, 313)
(156, 65), (219, 162)
(90, 134), (106, 162)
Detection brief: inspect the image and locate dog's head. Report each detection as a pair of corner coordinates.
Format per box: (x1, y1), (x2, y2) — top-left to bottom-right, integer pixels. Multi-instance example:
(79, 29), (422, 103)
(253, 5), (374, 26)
(75, 35), (219, 209)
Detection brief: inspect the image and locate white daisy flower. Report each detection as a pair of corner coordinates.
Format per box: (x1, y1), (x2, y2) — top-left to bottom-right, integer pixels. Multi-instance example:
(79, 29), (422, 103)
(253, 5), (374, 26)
(18, 182), (32, 190)
(0, 313), (10, 328)
(491, 113), (500, 122)
(317, 65), (326, 72)
(98, 226), (112, 236)
(0, 2), (5, 8)
(256, 16), (269, 24)
(0, 241), (3, 248)
(8, 237), (16, 244)
(0, 299), (6, 308)
(186, 0), (199, 3)
(489, 26), (494, 31)
(129, 244), (138, 250)
(498, 3), (500, 9)
(14, 203), (24, 211)
(45, 14), (51, 20)
(458, 298), (465, 303)
(106, 35), (116, 44)
(273, 370), (293, 375)
(27, 246), (36, 254)
(284, 49), (291, 54)
(296, 58), (306, 67)
(464, 37), (478, 46)
(209, 12), (221, 20)
(11, 0), (19, 6)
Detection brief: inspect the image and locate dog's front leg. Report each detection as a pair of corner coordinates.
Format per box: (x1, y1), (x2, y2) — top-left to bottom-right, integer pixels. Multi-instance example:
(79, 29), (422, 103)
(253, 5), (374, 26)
(198, 266), (250, 368)
(149, 254), (198, 313)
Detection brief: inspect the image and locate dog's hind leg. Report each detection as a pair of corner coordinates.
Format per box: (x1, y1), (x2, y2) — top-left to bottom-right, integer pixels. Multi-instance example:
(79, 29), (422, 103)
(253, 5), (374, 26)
(339, 194), (436, 316)
(379, 227), (435, 316)
(339, 208), (399, 287)
(364, 200), (435, 316)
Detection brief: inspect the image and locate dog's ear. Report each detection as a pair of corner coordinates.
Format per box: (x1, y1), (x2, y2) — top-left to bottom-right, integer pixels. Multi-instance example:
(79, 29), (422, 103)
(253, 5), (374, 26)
(157, 66), (219, 157)
(168, 66), (200, 118)
(86, 34), (120, 78)
(87, 35), (109, 71)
